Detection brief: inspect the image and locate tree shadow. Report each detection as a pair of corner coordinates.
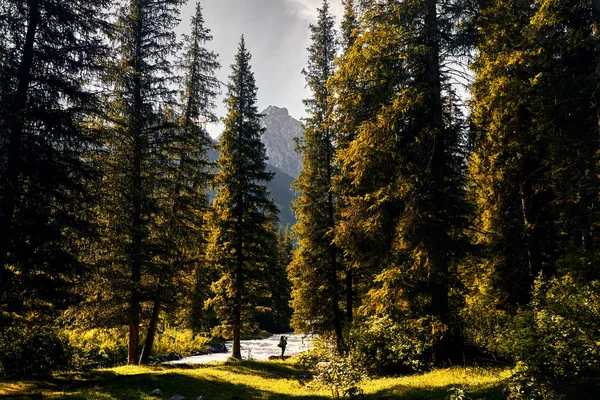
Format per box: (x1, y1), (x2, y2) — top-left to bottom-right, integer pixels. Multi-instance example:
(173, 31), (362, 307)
(212, 360), (303, 380)
(0, 368), (327, 400)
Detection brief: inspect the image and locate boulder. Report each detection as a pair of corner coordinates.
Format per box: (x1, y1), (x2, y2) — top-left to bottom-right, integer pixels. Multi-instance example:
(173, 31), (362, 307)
(209, 343), (227, 353)
(150, 388), (163, 397)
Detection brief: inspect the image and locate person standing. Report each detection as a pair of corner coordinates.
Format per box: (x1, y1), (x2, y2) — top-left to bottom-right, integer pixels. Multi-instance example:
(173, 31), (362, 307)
(278, 335), (287, 359)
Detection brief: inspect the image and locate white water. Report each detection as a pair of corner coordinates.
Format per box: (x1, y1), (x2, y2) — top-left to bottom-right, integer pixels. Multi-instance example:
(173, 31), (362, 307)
(168, 333), (313, 364)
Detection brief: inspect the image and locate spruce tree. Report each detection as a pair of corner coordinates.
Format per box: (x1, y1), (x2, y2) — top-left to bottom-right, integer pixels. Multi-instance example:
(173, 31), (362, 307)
(333, 0), (468, 363)
(333, 0), (358, 323)
(288, 0), (345, 352)
(465, 0), (600, 351)
(206, 36), (277, 360)
(257, 224), (293, 333)
(138, 1), (220, 364)
(0, 0), (109, 326)
(98, 0), (185, 365)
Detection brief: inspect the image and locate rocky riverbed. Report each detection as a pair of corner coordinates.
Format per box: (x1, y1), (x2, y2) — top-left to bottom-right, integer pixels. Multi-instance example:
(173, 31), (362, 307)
(167, 333), (313, 364)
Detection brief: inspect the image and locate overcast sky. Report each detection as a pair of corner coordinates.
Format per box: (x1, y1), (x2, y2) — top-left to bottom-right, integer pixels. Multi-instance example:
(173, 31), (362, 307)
(175, 0), (344, 137)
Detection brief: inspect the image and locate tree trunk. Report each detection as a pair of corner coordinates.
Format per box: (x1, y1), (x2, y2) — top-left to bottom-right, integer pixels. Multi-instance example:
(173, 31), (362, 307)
(139, 297), (161, 364)
(424, 0), (451, 366)
(325, 123), (344, 352)
(345, 266), (353, 323)
(128, 0), (144, 365)
(0, 0), (40, 317)
(593, 1), (600, 128)
(232, 303), (242, 359)
(128, 302), (140, 365)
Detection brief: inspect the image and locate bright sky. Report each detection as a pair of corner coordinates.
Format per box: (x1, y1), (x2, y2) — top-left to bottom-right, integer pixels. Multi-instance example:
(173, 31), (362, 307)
(176, 0), (344, 138)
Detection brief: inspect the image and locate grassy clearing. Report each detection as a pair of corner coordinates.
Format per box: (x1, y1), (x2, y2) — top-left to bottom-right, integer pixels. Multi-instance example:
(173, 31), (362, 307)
(0, 361), (510, 400)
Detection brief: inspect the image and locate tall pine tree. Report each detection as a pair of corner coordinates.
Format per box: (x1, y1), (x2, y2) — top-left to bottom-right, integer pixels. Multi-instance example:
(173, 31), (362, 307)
(0, 0), (109, 326)
(464, 0), (600, 352)
(289, 0), (345, 352)
(97, 0), (185, 365)
(333, 0), (468, 363)
(206, 36), (277, 360)
(138, 0), (220, 364)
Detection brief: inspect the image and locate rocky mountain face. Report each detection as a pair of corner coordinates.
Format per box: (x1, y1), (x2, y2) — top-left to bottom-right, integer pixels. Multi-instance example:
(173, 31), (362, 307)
(261, 105), (303, 179)
(206, 106), (302, 228)
(207, 111), (300, 228)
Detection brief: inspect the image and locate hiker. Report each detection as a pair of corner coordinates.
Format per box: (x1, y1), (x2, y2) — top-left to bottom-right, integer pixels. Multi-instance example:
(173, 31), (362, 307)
(278, 335), (287, 359)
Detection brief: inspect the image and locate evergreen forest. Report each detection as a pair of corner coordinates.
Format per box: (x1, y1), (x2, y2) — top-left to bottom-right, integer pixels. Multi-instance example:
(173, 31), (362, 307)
(1, 0), (600, 399)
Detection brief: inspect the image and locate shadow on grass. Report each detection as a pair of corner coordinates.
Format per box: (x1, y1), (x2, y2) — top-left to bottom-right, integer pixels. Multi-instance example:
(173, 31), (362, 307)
(0, 367), (327, 400)
(213, 360), (304, 380)
(0, 363), (511, 400)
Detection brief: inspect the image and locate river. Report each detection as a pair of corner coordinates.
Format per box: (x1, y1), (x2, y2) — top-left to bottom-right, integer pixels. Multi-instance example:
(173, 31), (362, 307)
(168, 333), (314, 364)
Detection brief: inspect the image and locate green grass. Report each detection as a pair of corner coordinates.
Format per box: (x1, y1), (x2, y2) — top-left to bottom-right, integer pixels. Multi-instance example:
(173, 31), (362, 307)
(0, 361), (510, 400)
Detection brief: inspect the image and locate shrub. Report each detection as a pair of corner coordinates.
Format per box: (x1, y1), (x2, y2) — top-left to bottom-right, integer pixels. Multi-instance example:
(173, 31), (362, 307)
(67, 325), (210, 369)
(0, 322), (72, 378)
(347, 315), (441, 375)
(297, 337), (364, 399)
(507, 275), (600, 399)
(152, 326), (209, 356)
(314, 356), (364, 399)
(67, 328), (128, 369)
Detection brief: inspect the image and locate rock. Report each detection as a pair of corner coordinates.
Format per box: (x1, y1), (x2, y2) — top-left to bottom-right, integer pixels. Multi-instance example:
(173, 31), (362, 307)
(261, 105), (303, 178)
(315, 361), (330, 370)
(209, 342), (227, 353)
(268, 355), (291, 360)
(150, 388), (163, 397)
(196, 396), (204, 400)
(170, 396), (186, 400)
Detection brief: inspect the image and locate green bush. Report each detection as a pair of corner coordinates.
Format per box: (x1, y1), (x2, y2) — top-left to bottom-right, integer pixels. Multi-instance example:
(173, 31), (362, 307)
(314, 355), (364, 399)
(507, 274), (600, 399)
(347, 315), (441, 375)
(152, 326), (209, 355)
(67, 325), (210, 368)
(67, 328), (128, 369)
(0, 322), (72, 378)
(296, 337), (364, 399)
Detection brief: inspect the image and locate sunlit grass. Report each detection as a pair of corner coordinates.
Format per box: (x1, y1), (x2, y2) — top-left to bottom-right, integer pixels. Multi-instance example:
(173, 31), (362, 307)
(361, 366), (511, 399)
(0, 361), (510, 399)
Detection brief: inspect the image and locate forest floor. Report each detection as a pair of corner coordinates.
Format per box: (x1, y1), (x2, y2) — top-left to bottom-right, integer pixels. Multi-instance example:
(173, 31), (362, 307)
(0, 360), (511, 400)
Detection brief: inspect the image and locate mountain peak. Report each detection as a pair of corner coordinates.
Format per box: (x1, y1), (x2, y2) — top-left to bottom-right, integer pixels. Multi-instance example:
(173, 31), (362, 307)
(261, 106), (303, 178)
(263, 105), (290, 117)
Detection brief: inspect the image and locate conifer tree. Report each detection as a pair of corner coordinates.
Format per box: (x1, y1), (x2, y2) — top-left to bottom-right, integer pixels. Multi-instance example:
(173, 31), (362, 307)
(465, 0), (600, 351)
(0, 0), (109, 326)
(333, 0), (358, 323)
(257, 225), (293, 333)
(98, 0), (185, 365)
(138, 1), (220, 364)
(289, 0), (345, 352)
(206, 36), (277, 360)
(333, 0), (468, 363)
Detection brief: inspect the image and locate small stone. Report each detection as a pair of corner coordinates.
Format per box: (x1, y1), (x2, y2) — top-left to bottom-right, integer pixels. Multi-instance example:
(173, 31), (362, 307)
(170, 396), (186, 400)
(151, 388), (163, 397)
(315, 361), (330, 369)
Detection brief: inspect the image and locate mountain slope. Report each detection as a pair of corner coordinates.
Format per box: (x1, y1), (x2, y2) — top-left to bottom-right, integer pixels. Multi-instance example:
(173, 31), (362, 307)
(261, 106), (303, 178)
